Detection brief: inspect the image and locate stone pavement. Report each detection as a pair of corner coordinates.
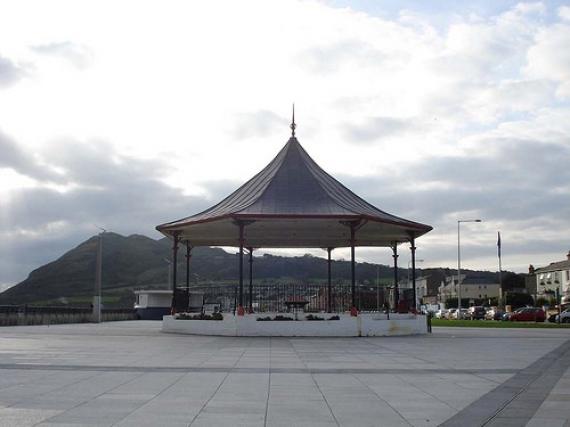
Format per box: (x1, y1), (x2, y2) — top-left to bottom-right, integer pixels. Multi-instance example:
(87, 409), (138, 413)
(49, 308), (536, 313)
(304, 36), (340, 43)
(0, 321), (568, 427)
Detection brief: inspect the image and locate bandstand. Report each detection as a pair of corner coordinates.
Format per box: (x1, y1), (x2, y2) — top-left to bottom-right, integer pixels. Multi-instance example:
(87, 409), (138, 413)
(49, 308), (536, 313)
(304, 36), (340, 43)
(157, 112), (432, 336)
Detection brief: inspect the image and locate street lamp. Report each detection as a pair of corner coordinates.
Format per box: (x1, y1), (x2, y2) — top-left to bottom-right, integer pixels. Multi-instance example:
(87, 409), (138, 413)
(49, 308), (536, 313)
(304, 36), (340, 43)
(457, 219), (482, 319)
(93, 227), (106, 323)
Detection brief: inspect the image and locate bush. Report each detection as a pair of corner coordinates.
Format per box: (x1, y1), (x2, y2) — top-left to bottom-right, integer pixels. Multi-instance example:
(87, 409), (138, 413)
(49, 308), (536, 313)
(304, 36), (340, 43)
(305, 314), (324, 321)
(211, 312), (223, 320)
(176, 312), (223, 320)
(328, 315), (340, 320)
(274, 315), (294, 321)
(256, 316), (272, 321)
(505, 293), (534, 309)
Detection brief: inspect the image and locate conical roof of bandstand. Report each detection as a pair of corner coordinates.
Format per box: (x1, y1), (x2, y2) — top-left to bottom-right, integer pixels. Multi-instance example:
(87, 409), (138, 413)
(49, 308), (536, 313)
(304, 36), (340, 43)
(157, 132), (432, 248)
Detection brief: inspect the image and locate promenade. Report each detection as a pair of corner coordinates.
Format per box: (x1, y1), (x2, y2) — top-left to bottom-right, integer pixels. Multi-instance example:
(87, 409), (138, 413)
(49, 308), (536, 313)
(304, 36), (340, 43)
(0, 321), (568, 426)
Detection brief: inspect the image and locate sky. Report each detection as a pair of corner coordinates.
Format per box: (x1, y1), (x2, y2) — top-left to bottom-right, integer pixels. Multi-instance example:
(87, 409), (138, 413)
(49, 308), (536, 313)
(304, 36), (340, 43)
(1, 0), (570, 291)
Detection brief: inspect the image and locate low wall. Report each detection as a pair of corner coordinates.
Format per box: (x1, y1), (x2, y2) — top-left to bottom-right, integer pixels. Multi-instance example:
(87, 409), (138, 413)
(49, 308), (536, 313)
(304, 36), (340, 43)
(0, 308), (136, 327)
(162, 313), (428, 337)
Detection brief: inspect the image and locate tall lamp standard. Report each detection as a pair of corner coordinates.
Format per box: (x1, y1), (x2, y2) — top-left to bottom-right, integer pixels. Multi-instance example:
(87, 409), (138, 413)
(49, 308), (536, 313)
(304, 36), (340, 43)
(93, 227), (106, 323)
(457, 219), (482, 319)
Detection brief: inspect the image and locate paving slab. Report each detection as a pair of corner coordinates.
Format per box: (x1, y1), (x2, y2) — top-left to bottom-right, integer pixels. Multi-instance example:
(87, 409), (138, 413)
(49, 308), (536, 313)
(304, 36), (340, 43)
(0, 322), (568, 426)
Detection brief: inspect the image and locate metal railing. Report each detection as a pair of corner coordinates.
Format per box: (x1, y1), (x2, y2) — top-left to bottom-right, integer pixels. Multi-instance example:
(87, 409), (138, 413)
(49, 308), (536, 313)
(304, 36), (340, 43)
(0, 305), (135, 326)
(174, 283), (395, 314)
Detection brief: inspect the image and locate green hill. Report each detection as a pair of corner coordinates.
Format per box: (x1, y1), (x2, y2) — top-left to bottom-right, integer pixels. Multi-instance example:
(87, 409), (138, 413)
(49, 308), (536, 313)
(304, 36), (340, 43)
(0, 233), (401, 307)
(0, 232), (507, 307)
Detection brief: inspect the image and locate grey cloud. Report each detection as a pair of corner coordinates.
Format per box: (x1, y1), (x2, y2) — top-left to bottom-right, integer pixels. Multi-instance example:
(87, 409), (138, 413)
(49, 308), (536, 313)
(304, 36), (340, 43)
(0, 138), (231, 286)
(0, 130), (61, 181)
(31, 41), (92, 69)
(341, 116), (423, 143)
(232, 110), (288, 140)
(342, 138), (570, 224)
(0, 54), (26, 88)
(336, 138), (570, 266)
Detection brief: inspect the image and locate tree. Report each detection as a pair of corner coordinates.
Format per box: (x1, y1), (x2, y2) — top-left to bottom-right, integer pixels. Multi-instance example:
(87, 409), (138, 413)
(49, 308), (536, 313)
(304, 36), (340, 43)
(501, 272), (526, 291)
(504, 292), (533, 308)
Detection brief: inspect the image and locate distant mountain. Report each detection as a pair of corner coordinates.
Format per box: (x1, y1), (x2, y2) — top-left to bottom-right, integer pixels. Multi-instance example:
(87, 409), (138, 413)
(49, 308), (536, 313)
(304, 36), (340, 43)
(0, 233), (399, 306)
(0, 232), (506, 307)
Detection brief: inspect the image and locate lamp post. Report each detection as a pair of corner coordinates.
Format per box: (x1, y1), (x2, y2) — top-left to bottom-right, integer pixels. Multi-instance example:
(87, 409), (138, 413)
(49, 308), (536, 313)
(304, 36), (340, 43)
(457, 219), (482, 319)
(93, 227), (106, 323)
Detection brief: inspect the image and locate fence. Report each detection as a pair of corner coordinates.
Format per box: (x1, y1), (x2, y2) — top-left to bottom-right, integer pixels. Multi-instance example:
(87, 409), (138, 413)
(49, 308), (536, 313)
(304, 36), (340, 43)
(0, 305), (136, 327)
(174, 282), (396, 314)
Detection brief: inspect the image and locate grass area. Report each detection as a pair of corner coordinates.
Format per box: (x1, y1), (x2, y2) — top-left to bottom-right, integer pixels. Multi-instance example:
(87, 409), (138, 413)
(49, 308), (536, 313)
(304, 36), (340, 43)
(432, 319), (570, 328)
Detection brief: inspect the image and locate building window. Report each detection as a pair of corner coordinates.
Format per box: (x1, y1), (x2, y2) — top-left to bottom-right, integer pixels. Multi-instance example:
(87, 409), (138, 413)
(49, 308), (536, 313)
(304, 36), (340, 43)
(479, 294), (482, 298)
(567, 270), (570, 281)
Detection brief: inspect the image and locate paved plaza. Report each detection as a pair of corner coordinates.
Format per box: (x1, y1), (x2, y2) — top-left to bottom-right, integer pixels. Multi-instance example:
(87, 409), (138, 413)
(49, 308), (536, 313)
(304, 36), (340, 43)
(0, 321), (569, 427)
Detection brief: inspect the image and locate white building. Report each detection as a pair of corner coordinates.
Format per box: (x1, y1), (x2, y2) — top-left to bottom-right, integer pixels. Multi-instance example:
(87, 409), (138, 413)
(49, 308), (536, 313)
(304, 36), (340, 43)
(438, 274), (500, 304)
(534, 251), (570, 300)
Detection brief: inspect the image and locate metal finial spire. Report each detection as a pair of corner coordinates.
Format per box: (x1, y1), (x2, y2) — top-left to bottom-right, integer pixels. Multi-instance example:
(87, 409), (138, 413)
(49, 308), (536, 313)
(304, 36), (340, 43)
(290, 104), (296, 137)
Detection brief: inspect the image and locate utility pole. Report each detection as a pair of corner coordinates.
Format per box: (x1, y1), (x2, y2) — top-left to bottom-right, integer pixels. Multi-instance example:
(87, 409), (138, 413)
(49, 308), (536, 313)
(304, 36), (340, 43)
(93, 228), (105, 323)
(457, 219), (482, 319)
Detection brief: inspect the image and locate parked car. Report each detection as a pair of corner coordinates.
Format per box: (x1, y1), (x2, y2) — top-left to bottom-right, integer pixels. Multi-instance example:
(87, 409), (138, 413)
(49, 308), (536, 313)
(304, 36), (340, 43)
(446, 309), (457, 319)
(434, 309), (448, 319)
(510, 307), (545, 322)
(485, 307), (504, 320)
(554, 308), (570, 323)
(468, 306), (486, 320)
(492, 310), (505, 321)
(450, 308), (468, 320)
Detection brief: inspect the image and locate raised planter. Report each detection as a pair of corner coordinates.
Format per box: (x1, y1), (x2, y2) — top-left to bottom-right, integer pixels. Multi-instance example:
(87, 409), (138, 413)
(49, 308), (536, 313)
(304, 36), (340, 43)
(162, 312), (427, 337)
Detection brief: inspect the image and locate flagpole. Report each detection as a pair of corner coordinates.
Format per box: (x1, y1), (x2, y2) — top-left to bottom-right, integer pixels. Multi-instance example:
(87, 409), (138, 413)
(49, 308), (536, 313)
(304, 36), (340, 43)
(498, 231), (503, 309)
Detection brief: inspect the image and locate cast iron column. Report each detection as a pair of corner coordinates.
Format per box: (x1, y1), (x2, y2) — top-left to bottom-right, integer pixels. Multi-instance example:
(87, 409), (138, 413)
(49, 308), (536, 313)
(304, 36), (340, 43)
(238, 222), (245, 314)
(185, 243), (192, 312)
(170, 232), (180, 312)
(248, 247), (253, 313)
(392, 242), (399, 310)
(327, 247), (333, 313)
(410, 235), (417, 312)
(350, 224), (356, 313)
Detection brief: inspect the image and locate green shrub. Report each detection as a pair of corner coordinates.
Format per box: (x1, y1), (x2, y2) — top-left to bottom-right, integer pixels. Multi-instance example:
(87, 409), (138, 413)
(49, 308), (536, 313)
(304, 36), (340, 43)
(176, 312), (223, 320)
(274, 315), (294, 321)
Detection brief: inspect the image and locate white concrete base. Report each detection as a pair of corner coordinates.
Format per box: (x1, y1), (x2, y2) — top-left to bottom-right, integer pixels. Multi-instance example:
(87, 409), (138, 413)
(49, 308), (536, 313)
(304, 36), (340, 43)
(161, 313), (428, 337)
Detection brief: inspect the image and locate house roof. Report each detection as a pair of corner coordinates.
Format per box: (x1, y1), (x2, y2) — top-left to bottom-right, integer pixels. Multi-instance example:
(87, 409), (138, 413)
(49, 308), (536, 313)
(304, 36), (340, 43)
(443, 274), (499, 286)
(535, 259), (570, 274)
(156, 134), (432, 248)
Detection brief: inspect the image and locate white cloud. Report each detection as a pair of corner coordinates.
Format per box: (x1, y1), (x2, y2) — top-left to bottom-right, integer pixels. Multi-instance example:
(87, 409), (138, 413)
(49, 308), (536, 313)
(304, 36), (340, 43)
(31, 41), (92, 69)
(0, 54), (26, 88)
(558, 5), (570, 21)
(0, 0), (569, 284)
(525, 23), (570, 97)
